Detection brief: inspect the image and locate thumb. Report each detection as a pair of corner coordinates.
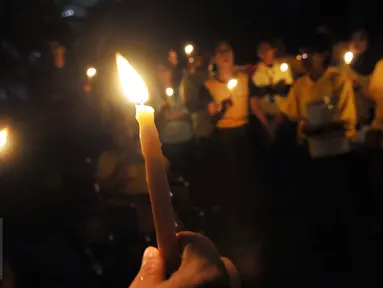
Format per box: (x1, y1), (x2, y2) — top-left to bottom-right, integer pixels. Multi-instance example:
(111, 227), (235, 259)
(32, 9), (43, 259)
(130, 247), (165, 288)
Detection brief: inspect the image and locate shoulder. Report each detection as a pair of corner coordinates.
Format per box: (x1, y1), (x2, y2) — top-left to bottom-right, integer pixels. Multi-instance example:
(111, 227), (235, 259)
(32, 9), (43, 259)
(325, 66), (344, 84)
(237, 71), (249, 82)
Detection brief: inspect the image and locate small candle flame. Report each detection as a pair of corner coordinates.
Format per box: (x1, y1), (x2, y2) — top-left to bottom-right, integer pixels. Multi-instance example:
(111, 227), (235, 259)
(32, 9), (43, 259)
(344, 51), (354, 65)
(87, 67), (97, 78)
(0, 128), (8, 149)
(185, 44), (194, 55)
(280, 63), (288, 72)
(166, 87), (174, 97)
(228, 79), (238, 90)
(116, 53), (149, 104)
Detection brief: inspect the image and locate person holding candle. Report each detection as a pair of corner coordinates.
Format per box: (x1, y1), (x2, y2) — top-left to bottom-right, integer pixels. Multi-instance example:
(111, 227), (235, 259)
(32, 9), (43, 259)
(278, 34), (358, 283)
(345, 30), (377, 127)
(198, 41), (255, 248)
(251, 41), (294, 128)
(153, 63), (193, 182)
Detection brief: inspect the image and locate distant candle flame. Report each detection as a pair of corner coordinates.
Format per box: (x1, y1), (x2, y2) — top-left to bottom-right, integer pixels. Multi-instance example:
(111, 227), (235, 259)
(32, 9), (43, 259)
(344, 51), (354, 65)
(228, 79), (238, 90)
(185, 44), (194, 55)
(280, 63), (288, 72)
(166, 87), (174, 97)
(86, 67), (97, 78)
(116, 53), (149, 104)
(0, 128), (8, 149)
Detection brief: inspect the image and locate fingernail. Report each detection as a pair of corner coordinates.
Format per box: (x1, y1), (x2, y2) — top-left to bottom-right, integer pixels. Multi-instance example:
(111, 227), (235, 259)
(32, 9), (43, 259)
(143, 247), (156, 259)
(142, 246), (158, 267)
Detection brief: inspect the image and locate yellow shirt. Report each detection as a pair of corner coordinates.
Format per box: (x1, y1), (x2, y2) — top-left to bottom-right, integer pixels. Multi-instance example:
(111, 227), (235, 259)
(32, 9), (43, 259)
(369, 59), (383, 125)
(252, 61), (294, 115)
(204, 72), (249, 128)
(280, 67), (357, 157)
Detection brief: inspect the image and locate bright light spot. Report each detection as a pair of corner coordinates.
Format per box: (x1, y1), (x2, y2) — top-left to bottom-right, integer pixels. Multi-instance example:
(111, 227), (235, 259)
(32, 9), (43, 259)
(228, 79), (238, 90)
(344, 51), (354, 65)
(302, 53), (308, 59)
(280, 63), (288, 72)
(296, 55), (302, 61)
(166, 87), (174, 97)
(116, 54), (149, 104)
(0, 128), (8, 149)
(188, 57), (195, 63)
(184, 44), (194, 55)
(86, 67), (97, 78)
(62, 9), (75, 17)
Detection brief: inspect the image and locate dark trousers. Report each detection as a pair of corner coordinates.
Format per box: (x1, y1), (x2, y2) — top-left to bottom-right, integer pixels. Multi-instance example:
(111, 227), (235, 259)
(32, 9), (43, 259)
(215, 126), (253, 240)
(302, 153), (356, 284)
(162, 140), (194, 181)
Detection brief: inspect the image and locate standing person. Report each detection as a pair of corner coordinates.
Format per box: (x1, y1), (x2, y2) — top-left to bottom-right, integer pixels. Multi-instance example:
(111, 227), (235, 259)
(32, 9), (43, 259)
(251, 41), (294, 129)
(279, 35), (357, 285)
(367, 58), (383, 232)
(198, 41), (254, 246)
(250, 41), (295, 212)
(181, 54), (214, 142)
(180, 54), (215, 205)
(168, 49), (184, 89)
(346, 30), (376, 126)
(153, 64), (193, 182)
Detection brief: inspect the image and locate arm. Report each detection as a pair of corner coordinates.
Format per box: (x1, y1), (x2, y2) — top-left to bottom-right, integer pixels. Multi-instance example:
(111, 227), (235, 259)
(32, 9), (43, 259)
(339, 80), (357, 140)
(199, 85), (218, 116)
(250, 97), (269, 128)
(249, 77), (269, 128)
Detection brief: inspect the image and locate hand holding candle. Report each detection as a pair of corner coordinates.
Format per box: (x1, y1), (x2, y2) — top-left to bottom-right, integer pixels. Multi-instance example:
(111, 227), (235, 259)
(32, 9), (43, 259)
(116, 54), (180, 272)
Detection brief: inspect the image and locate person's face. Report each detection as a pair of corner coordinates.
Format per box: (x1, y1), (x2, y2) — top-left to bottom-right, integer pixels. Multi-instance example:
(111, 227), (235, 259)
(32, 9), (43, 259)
(168, 50), (178, 67)
(215, 45), (234, 69)
(305, 52), (326, 71)
(350, 39), (368, 54)
(259, 47), (275, 65)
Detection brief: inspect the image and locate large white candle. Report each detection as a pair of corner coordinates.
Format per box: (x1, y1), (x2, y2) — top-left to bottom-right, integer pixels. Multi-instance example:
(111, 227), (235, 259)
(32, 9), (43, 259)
(116, 54), (180, 272)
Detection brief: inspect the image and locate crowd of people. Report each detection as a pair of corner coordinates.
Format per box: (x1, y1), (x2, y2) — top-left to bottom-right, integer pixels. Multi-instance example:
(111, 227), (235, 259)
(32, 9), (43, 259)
(4, 27), (383, 287)
(132, 29), (383, 286)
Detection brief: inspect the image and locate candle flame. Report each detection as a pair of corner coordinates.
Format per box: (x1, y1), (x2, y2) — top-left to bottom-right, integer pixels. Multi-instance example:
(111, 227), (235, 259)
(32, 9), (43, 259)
(228, 79), (238, 90)
(116, 53), (149, 104)
(344, 51), (354, 65)
(280, 63), (288, 72)
(166, 87), (174, 97)
(185, 44), (194, 55)
(86, 67), (97, 78)
(0, 128), (8, 149)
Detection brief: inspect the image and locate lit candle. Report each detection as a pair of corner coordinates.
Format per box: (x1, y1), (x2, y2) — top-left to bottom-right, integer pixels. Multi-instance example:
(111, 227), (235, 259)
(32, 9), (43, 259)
(165, 87), (174, 97)
(116, 54), (180, 271)
(0, 128), (8, 150)
(184, 44), (194, 56)
(280, 63), (288, 72)
(344, 51), (354, 65)
(228, 79), (238, 90)
(86, 67), (97, 79)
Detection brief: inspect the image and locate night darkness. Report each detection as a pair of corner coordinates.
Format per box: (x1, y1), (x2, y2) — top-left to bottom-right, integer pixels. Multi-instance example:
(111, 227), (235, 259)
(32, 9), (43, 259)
(1, 0), (383, 63)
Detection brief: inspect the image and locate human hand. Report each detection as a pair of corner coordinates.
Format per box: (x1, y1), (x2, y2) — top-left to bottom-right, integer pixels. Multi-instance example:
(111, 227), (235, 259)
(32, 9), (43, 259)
(129, 232), (240, 288)
(221, 98), (233, 111)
